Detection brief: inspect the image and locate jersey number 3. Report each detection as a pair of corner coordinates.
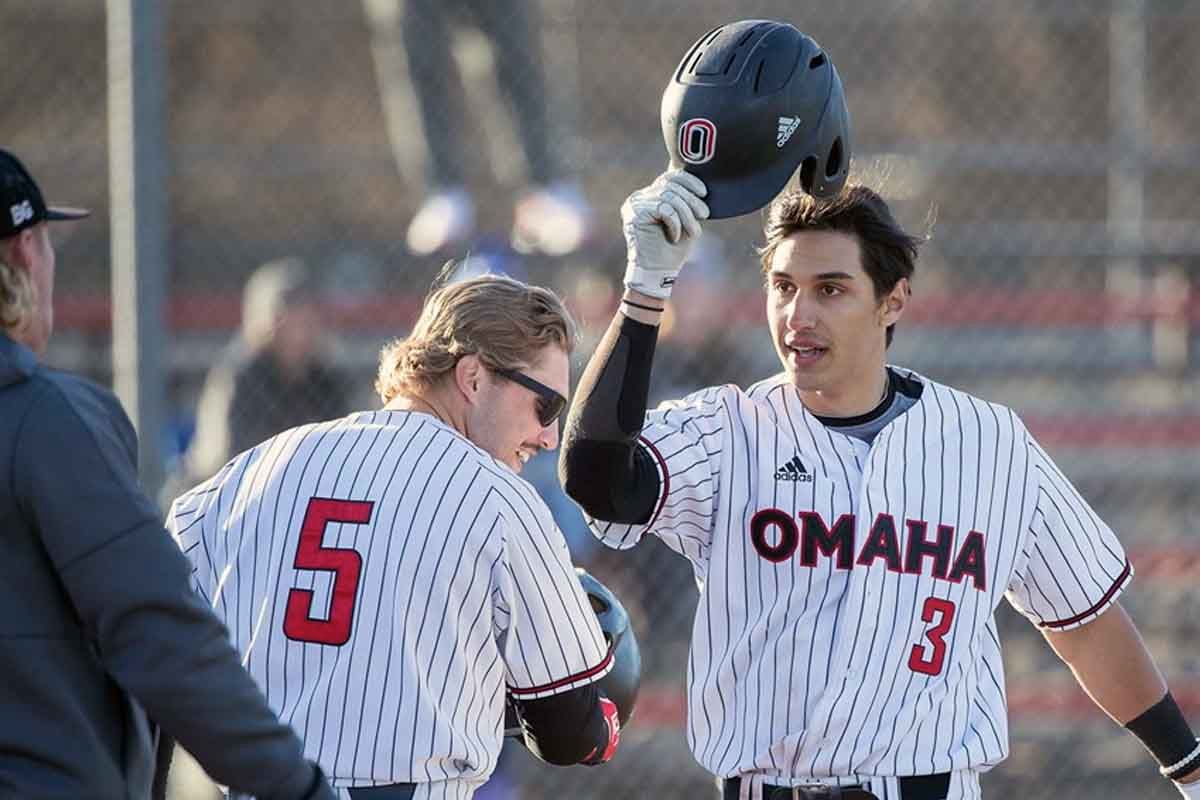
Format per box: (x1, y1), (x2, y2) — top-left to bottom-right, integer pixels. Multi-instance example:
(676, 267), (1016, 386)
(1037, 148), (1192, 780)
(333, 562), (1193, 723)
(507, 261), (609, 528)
(908, 596), (956, 676)
(283, 497), (374, 646)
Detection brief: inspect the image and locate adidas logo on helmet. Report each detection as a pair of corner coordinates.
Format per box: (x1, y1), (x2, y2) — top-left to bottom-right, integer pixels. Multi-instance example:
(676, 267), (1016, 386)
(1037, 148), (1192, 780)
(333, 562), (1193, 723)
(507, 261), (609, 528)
(777, 116), (801, 148)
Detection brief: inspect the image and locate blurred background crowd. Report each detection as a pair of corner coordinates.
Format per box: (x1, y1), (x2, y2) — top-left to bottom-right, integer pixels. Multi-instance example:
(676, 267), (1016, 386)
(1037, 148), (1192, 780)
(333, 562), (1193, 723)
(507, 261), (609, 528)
(5, 1), (1199, 798)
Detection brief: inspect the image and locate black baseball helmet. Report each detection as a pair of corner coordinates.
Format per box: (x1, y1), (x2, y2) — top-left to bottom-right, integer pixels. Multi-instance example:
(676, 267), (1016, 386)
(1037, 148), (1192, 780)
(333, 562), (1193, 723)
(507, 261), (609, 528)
(504, 569), (642, 737)
(577, 568), (641, 727)
(661, 20), (851, 219)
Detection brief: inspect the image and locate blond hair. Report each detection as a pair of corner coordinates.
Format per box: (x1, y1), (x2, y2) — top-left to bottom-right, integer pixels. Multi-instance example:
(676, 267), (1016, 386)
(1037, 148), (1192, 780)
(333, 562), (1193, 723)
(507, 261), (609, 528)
(0, 248), (35, 338)
(376, 273), (577, 404)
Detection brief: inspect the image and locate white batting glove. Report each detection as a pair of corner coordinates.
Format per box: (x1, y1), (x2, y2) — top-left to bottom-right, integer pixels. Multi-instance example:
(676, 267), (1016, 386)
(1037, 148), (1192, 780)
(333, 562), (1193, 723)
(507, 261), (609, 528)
(621, 170), (709, 300)
(1178, 780), (1200, 799)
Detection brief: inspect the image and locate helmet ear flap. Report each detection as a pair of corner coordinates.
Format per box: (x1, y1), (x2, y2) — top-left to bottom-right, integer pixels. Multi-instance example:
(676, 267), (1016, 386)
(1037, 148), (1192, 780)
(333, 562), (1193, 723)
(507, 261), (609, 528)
(588, 593), (610, 615)
(826, 137), (846, 180)
(576, 568), (641, 728)
(799, 157), (818, 195)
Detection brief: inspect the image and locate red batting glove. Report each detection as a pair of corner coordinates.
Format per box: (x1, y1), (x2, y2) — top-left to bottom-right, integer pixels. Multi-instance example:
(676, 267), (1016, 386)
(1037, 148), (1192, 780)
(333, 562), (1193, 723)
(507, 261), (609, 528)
(582, 696), (621, 765)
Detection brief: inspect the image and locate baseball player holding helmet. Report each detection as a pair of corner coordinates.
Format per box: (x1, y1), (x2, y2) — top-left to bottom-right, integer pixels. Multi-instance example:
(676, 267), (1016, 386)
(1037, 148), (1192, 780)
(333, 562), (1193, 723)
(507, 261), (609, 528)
(506, 569), (642, 738)
(560, 19), (1200, 800)
(168, 273), (636, 799)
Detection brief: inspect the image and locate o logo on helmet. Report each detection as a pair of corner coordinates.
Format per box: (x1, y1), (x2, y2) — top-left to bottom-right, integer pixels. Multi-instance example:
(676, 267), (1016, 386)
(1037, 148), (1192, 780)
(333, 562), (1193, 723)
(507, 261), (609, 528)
(678, 118), (717, 165)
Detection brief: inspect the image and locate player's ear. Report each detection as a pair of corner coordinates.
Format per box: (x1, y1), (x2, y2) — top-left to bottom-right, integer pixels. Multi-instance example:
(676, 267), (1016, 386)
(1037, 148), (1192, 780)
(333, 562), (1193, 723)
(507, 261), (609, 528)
(454, 354), (485, 402)
(878, 278), (909, 328)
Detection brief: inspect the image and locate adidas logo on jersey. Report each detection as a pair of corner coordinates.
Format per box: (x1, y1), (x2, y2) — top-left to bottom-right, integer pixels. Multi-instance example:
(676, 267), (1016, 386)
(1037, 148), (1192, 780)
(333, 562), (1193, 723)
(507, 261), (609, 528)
(774, 455), (812, 482)
(777, 116), (801, 148)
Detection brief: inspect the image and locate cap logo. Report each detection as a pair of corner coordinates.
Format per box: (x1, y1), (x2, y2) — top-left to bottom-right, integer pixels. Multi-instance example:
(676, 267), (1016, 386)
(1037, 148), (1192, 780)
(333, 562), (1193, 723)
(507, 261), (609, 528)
(10, 200), (33, 227)
(678, 118), (717, 165)
(777, 116), (802, 148)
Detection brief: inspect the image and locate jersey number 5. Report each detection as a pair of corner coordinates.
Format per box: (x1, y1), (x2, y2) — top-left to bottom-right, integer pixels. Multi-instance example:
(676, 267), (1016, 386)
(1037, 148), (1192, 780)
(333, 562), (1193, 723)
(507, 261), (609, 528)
(908, 596), (956, 676)
(283, 497), (374, 646)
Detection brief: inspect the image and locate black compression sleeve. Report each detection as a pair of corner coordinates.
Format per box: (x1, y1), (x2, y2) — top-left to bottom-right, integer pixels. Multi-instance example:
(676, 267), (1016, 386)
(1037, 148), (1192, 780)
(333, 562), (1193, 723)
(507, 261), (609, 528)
(513, 683), (608, 765)
(559, 313), (662, 524)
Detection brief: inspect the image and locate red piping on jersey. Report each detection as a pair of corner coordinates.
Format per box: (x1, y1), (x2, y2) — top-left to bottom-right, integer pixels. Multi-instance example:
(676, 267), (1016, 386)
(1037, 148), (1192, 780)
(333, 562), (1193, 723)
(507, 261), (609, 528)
(508, 647), (615, 696)
(638, 435), (671, 531)
(1040, 559), (1132, 629)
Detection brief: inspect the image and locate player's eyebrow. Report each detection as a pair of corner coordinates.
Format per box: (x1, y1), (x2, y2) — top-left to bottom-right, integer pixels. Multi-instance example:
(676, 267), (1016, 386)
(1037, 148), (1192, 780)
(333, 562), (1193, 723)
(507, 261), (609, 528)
(768, 270), (857, 281)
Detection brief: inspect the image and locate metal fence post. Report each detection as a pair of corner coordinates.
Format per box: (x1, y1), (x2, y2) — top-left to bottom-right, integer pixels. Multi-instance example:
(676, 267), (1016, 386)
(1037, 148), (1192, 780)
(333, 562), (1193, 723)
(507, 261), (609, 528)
(107, 0), (168, 497)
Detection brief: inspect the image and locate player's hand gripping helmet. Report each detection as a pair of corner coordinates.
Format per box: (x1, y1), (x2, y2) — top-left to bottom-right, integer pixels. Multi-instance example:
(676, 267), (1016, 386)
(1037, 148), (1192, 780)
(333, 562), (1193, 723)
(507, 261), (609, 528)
(661, 20), (851, 218)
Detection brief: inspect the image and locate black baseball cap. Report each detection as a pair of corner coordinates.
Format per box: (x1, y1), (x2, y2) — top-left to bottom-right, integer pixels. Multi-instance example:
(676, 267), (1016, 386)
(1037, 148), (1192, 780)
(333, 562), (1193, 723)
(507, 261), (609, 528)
(0, 148), (89, 238)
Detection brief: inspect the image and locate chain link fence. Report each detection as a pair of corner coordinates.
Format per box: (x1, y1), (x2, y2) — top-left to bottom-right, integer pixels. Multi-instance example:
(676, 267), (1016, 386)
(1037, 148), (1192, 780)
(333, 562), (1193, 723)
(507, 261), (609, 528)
(4, 1), (1199, 798)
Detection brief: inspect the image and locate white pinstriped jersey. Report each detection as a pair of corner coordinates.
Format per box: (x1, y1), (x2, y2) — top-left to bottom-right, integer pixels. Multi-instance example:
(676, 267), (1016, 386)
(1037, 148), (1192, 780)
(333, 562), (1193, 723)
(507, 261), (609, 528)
(589, 369), (1131, 800)
(168, 410), (612, 800)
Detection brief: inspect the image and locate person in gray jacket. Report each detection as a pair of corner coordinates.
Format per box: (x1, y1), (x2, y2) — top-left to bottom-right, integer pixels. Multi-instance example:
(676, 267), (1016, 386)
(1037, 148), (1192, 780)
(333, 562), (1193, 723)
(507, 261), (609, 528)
(0, 148), (334, 800)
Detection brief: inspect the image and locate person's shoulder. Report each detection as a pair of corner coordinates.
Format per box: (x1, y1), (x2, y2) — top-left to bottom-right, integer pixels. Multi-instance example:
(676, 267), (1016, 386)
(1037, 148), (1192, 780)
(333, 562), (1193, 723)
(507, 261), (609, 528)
(902, 368), (1027, 433)
(4, 367), (138, 470)
(23, 367), (127, 429)
(745, 372), (793, 402)
(686, 374), (792, 417)
(418, 415), (501, 467)
(475, 457), (545, 502)
(470, 459), (554, 527)
(399, 414), (541, 499)
(661, 381), (749, 413)
(646, 381), (762, 439)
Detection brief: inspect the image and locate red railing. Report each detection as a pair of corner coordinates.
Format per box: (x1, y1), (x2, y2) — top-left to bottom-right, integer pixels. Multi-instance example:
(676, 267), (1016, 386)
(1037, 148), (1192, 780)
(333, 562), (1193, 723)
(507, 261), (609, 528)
(53, 287), (1200, 334)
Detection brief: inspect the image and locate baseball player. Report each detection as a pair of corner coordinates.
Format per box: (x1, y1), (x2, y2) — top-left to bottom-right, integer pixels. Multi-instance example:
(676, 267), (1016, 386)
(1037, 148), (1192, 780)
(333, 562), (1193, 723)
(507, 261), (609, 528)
(559, 169), (1200, 799)
(167, 273), (622, 799)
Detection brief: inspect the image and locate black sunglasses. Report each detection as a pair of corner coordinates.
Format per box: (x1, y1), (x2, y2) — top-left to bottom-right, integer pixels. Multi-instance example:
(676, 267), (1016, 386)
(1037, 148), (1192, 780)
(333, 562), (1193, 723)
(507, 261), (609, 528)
(493, 367), (567, 427)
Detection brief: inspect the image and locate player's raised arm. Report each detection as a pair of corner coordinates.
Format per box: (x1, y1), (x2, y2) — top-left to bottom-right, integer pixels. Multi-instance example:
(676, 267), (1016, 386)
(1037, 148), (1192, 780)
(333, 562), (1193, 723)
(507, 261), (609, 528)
(558, 170), (708, 524)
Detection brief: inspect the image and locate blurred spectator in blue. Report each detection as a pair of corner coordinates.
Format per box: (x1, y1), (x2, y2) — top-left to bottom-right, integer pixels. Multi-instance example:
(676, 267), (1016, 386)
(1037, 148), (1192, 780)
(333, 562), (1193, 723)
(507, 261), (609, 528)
(364, 0), (592, 256)
(184, 257), (350, 482)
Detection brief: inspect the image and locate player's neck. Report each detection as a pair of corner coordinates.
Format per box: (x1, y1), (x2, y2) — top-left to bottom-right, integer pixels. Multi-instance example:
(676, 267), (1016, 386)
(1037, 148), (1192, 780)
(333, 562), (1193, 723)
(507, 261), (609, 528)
(386, 392), (461, 433)
(795, 366), (890, 419)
